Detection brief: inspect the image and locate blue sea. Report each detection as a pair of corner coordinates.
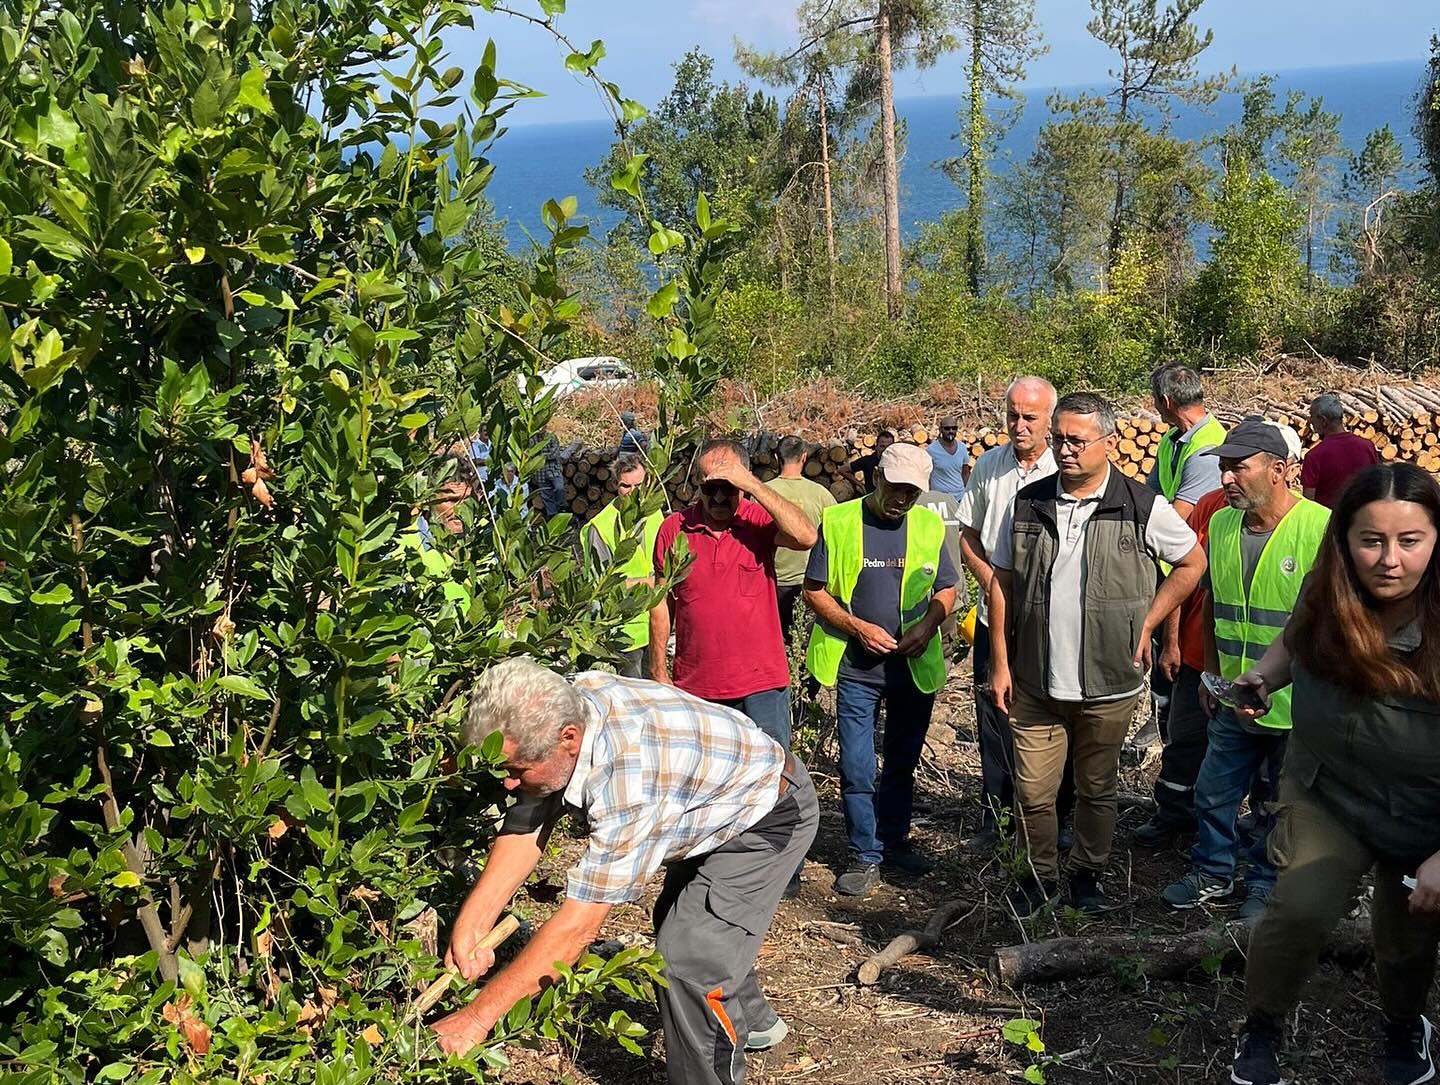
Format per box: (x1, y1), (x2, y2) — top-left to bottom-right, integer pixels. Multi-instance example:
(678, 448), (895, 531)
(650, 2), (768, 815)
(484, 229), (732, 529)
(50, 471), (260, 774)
(482, 59), (1427, 252)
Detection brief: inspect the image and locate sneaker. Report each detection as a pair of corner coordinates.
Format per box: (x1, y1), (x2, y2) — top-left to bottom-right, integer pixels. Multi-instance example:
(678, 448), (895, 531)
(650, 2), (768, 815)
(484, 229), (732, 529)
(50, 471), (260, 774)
(1231, 1021), (1286, 1085)
(1237, 884), (1270, 922)
(1162, 871), (1235, 910)
(1131, 718), (1162, 749)
(1382, 1015), (1435, 1085)
(881, 841), (934, 877)
(834, 861), (881, 897)
(1066, 870), (1115, 914)
(967, 825), (1001, 851)
(1132, 816), (1190, 849)
(745, 1016), (789, 1052)
(1005, 877), (1059, 919)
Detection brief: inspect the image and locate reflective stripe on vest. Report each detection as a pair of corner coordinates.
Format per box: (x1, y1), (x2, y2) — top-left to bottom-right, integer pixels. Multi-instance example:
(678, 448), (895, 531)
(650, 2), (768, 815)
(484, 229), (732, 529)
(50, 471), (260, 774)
(589, 501), (664, 651)
(1209, 498), (1330, 730)
(805, 500), (948, 692)
(1157, 416), (1227, 502)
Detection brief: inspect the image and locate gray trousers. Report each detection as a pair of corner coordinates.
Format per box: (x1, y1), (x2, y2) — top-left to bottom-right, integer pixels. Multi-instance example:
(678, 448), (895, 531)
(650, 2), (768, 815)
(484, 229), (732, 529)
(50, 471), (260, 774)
(653, 759), (819, 1085)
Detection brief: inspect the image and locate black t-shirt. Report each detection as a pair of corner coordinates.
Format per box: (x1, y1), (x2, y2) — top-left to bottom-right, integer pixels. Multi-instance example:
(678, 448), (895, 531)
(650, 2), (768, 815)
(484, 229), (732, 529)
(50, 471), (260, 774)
(806, 506), (959, 686)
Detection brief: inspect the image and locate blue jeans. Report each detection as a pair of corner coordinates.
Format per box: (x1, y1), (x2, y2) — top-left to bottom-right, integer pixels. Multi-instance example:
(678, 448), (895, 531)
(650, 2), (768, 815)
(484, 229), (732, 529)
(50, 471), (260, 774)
(714, 687), (791, 752)
(1191, 708), (1288, 891)
(836, 674), (935, 865)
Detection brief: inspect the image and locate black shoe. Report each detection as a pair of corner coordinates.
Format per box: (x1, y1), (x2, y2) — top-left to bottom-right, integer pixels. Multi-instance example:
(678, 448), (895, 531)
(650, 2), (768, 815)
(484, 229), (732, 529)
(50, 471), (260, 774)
(782, 868), (803, 900)
(1005, 877), (1059, 919)
(1382, 1015), (1434, 1085)
(834, 862), (881, 897)
(882, 841), (934, 877)
(967, 825), (1001, 851)
(1066, 870), (1115, 914)
(1231, 1020), (1285, 1085)
(1132, 816), (1189, 849)
(1057, 820), (1074, 853)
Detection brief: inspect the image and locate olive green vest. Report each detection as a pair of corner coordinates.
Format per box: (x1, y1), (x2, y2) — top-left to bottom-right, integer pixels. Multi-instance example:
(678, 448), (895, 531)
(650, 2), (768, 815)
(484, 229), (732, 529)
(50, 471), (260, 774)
(1157, 415), (1227, 502)
(805, 500), (947, 693)
(587, 501), (664, 652)
(1209, 498), (1329, 730)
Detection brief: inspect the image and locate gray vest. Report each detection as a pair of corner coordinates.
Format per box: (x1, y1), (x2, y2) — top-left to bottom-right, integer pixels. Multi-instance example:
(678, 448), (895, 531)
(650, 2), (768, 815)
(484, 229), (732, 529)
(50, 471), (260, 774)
(1287, 649), (1440, 862)
(1008, 471), (1159, 700)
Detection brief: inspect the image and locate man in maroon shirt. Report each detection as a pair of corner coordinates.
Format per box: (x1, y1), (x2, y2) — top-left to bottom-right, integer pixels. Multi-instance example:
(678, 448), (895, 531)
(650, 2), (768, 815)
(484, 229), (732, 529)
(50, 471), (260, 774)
(649, 438), (818, 753)
(1301, 393), (1380, 508)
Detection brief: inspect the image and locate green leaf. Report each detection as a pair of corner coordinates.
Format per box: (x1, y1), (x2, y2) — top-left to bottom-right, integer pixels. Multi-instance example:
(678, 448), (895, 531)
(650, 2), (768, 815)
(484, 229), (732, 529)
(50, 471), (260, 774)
(0, 237), (11, 277)
(30, 584), (74, 605)
(184, 246), (206, 264)
(176, 954), (205, 999)
(538, 0), (565, 12)
(217, 675), (269, 700)
(1002, 1019), (1042, 1046)
(1024, 1066), (1046, 1084)
(149, 730), (175, 748)
(645, 280), (679, 319)
(564, 39), (605, 74)
(236, 67), (274, 114)
(435, 198), (471, 239)
(610, 154), (647, 200)
(36, 101), (80, 151)
(111, 870), (141, 889)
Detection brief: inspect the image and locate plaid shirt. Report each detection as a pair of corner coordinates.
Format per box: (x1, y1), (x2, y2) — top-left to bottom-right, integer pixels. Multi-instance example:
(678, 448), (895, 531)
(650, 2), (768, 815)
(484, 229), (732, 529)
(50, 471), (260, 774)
(500, 673), (786, 904)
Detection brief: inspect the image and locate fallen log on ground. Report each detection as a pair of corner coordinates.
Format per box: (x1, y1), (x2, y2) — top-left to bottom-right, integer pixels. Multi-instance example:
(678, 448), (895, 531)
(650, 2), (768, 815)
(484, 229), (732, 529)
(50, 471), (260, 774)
(858, 899), (975, 985)
(990, 917), (1371, 987)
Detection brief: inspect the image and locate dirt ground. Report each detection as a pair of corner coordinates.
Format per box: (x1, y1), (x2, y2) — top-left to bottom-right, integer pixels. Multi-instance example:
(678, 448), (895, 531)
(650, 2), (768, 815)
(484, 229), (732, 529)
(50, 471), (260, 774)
(490, 656), (1407, 1085)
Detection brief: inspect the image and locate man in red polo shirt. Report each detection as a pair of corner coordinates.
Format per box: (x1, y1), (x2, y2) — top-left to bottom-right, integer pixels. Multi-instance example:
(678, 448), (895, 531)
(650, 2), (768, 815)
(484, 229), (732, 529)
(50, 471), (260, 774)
(1301, 393), (1380, 508)
(650, 438), (819, 753)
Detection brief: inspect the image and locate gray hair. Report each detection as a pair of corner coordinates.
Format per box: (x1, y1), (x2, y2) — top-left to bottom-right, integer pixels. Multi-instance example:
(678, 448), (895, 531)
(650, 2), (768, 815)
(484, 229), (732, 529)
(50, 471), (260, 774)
(1005, 376), (1058, 412)
(462, 658), (586, 761)
(1055, 391), (1117, 436)
(1310, 394), (1345, 424)
(1150, 363), (1205, 409)
(698, 437), (750, 470)
(611, 452), (646, 478)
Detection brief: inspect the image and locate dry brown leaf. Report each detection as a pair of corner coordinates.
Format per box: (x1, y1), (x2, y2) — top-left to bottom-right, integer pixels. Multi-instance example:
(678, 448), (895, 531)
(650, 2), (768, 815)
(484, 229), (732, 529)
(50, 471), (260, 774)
(359, 1023), (383, 1046)
(163, 994), (212, 1055)
(212, 613), (236, 640)
(251, 478), (274, 508)
(266, 818), (288, 840)
(255, 930), (273, 958)
(350, 885), (380, 903)
(47, 874), (68, 898)
(318, 985), (337, 1010)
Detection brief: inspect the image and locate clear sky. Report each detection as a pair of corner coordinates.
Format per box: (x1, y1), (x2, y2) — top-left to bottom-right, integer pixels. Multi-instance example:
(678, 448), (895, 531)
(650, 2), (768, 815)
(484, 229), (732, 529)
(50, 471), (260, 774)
(458, 0), (1436, 127)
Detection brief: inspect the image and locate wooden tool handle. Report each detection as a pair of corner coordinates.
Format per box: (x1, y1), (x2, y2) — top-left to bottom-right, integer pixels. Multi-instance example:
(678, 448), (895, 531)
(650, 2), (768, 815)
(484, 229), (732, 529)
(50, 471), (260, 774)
(410, 914), (522, 1020)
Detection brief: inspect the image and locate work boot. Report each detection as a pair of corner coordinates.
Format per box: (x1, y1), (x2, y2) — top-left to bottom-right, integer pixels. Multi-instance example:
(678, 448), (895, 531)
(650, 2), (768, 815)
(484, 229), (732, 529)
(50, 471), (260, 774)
(834, 861), (880, 897)
(1231, 1020), (1286, 1085)
(1057, 818), (1074, 853)
(745, 1016), (789, 1052)
(1382, 1015), (1434, 1085)
(1005, 876), (1059, 919)
(1161, 871), (1234, 910)
(882, 840), (934, 877)
(1237, 884), (1270, 922)
(1065, 870), (1115, 915)
(1132, 816), (1190, 849)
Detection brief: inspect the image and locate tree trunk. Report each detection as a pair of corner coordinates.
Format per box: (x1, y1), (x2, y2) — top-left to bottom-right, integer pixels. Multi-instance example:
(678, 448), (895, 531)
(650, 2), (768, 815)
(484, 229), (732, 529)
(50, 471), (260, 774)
(877, 4), (903, 320)
(818, 73), (837, 311)
(964, 0), (985, 296)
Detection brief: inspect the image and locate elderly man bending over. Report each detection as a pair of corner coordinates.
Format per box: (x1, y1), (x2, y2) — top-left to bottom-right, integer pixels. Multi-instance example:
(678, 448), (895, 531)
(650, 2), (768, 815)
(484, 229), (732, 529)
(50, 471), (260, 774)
(432, 660), (819, 1085)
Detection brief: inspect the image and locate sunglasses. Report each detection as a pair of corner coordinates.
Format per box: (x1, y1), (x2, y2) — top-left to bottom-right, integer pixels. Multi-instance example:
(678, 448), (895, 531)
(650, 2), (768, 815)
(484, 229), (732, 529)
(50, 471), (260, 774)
(700, 481), (738, 499)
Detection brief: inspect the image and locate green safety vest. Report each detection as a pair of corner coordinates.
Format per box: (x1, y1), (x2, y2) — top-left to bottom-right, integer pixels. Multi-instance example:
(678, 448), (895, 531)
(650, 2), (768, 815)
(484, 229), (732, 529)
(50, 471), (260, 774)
(1209, 498), (1330, 730)
(1157, 416), (1227, 502)
(587, 501), (664, 652)
(805, 500), (948, 693)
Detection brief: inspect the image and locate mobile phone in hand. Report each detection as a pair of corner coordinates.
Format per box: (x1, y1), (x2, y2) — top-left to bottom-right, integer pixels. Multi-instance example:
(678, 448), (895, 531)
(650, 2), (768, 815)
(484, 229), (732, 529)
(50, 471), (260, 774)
(1201, 671), (1268, 712)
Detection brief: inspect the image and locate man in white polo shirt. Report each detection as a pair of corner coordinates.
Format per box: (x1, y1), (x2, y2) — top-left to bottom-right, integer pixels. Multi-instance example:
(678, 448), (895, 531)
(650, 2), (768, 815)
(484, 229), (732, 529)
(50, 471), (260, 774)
(957, 376), (1062, 844)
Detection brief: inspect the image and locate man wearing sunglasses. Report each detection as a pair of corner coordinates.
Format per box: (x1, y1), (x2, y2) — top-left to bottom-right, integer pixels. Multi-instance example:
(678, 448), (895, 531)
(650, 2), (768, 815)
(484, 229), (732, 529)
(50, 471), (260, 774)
(650, 439), (818, 757)
(987, 392), (1206, 916)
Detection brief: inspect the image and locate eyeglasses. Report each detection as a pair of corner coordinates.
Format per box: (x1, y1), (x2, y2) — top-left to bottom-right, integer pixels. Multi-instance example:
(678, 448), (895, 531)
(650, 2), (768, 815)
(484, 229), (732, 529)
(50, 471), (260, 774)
(700, 481), (738, 499)
(1050, 433), (1109, 452)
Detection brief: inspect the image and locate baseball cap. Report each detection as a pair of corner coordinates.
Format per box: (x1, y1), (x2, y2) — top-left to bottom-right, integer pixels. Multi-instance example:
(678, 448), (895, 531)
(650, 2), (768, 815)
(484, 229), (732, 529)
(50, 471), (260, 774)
(879, 443), (933, 490)
(1202, 416), (1290, 461)
(1274, 424), (1303, 462)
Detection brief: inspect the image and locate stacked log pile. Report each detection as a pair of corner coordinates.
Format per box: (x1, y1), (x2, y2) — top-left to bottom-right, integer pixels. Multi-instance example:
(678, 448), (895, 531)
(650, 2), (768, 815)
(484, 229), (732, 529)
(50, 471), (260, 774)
(556, 381), (1440, 521)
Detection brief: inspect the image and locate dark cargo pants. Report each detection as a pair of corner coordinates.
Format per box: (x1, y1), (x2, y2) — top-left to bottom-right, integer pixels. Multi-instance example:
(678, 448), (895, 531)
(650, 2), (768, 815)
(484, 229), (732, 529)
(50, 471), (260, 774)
(653, 759), (819, 1085)
(1150, 665), (1210, 829)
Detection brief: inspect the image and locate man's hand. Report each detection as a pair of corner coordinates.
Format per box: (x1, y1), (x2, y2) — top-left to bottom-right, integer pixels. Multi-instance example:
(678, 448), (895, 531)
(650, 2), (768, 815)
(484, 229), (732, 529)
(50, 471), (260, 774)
(1132, 629), (1154, 674)
(1410, 851), (1440, 914)
(990, 663), (1013, 712)
(853, 619), (898, 656)
(702, 456), (760, 496)
(431, 1006), (493, 1057)
(894, 620), (935, 658)
(1159, 637), (1182, 683)
(444, 915), (499, 983)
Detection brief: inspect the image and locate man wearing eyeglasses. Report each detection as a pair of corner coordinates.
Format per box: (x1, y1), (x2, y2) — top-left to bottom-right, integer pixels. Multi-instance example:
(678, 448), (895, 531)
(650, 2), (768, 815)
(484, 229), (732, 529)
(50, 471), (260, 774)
(987, 392), (1206, 916)
(650, 439), (818, 758)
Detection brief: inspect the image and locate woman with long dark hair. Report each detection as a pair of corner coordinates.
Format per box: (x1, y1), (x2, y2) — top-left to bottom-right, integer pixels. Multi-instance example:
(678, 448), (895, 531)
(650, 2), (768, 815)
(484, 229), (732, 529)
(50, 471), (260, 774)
(1228, 464), (1440, 1085)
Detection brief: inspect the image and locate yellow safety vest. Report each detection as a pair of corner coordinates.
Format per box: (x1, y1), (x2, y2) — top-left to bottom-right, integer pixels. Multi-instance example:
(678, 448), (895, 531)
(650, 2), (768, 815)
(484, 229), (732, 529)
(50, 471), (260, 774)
(1157, 416), (1227, 502)
(587, 501), (664, 651)
(805, 500), (948, 693)
(1209, 498), (1330, 730)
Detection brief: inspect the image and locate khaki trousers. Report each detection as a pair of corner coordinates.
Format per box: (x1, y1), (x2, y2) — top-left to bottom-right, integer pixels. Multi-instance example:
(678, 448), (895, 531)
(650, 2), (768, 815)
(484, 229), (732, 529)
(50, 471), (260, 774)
(1246, 776), (1440, 1025)
(1009, 686), (1140, 881)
